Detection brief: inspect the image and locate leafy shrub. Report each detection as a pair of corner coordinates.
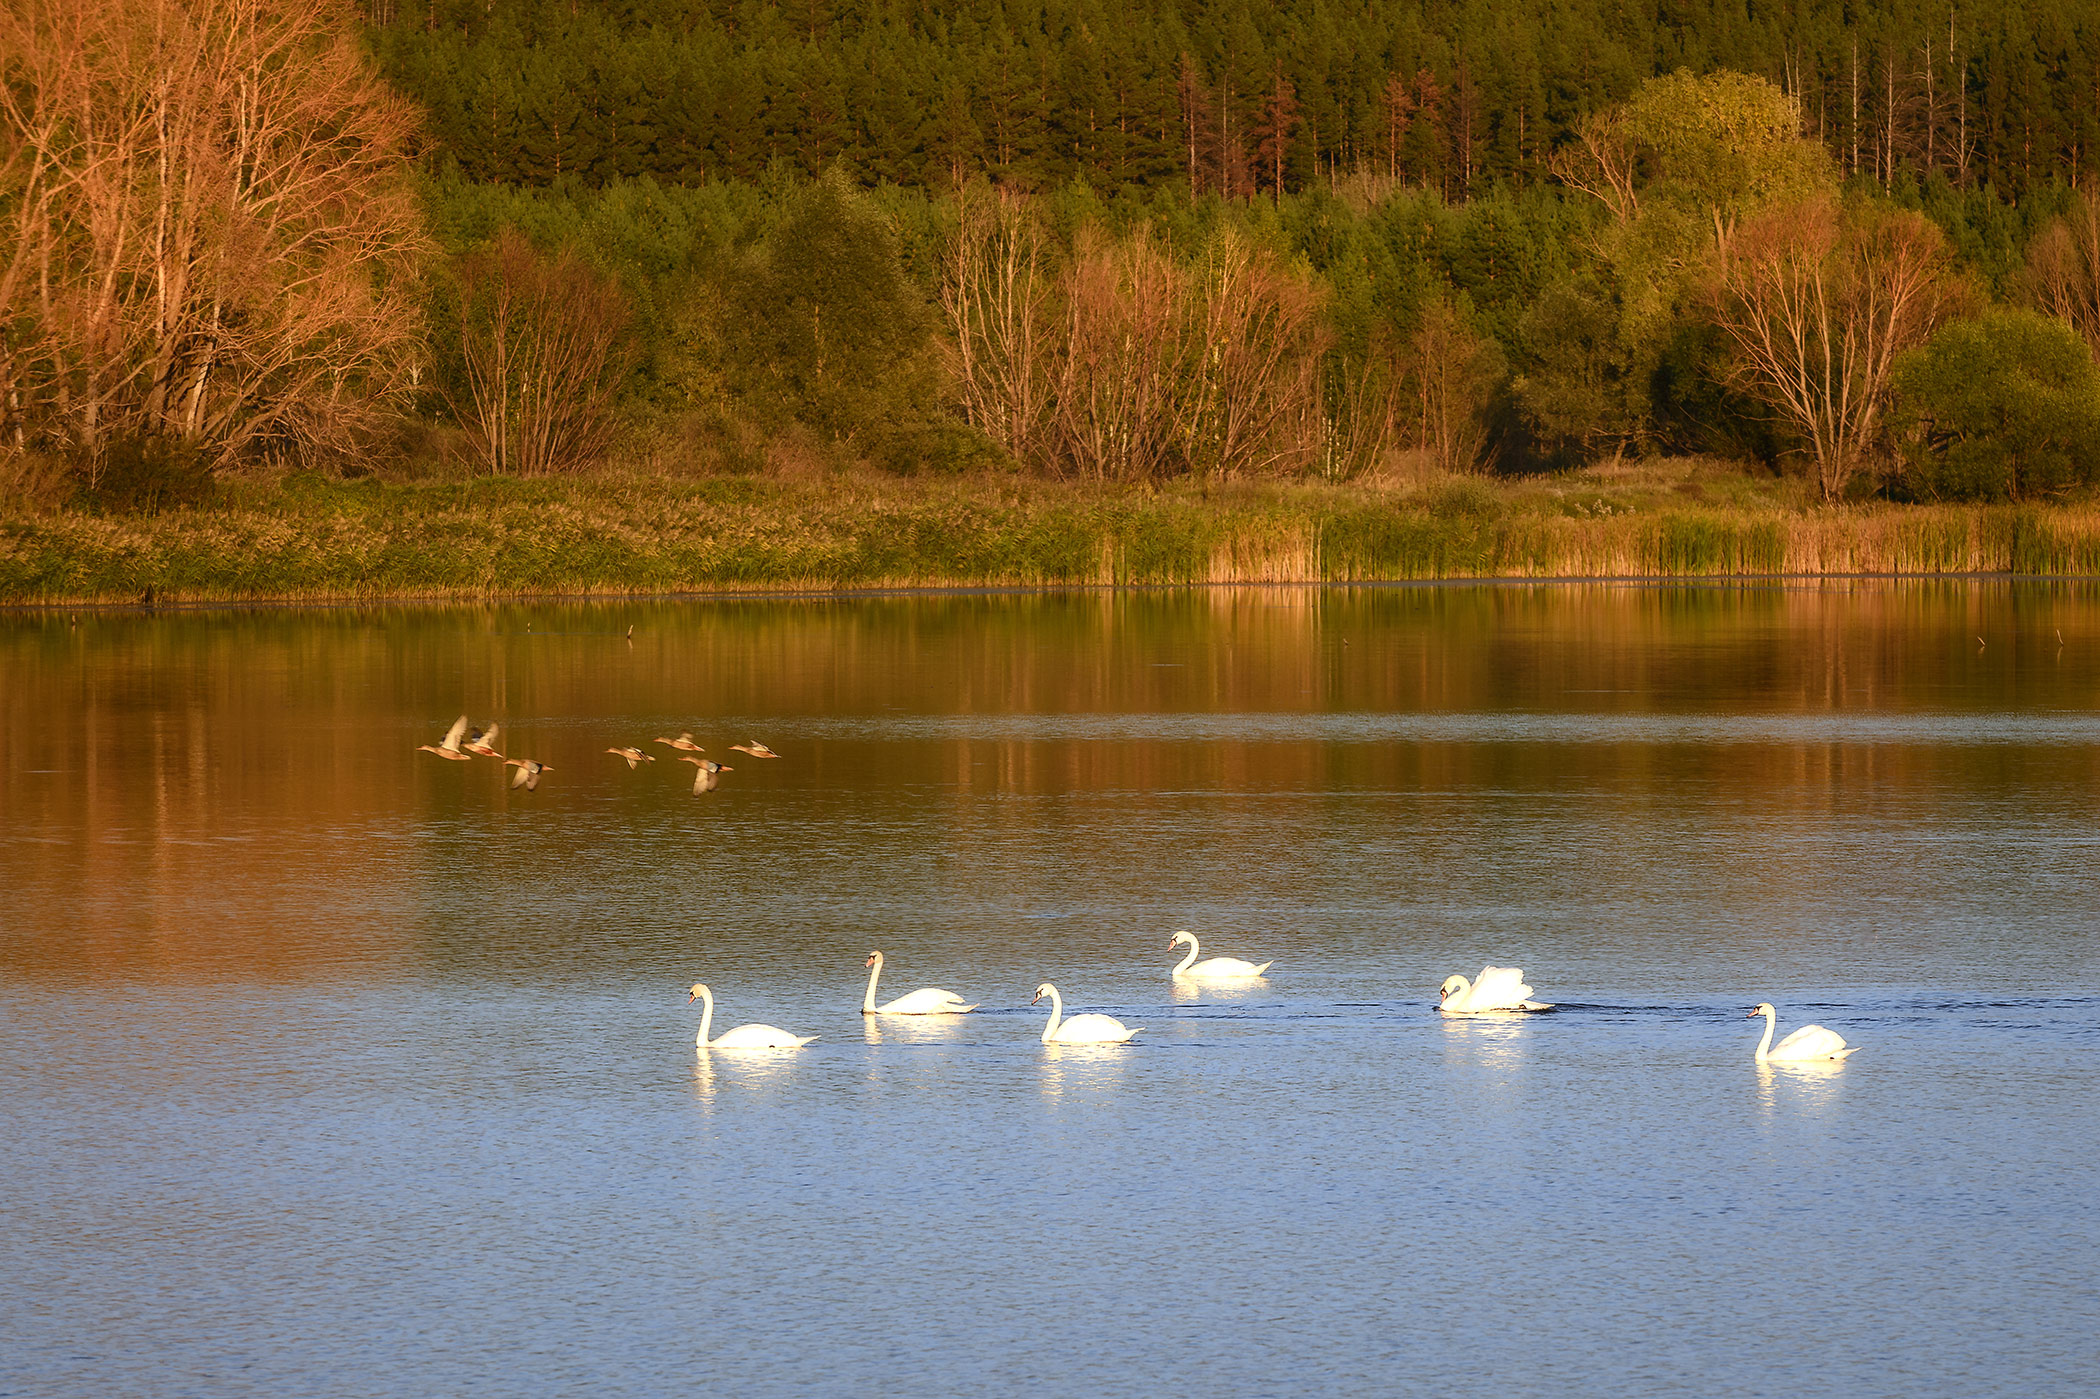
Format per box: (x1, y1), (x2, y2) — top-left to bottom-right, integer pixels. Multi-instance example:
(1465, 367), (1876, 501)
(730, 171), (940, 459)
(1890, 309), (2100, 500)
(82, 437), (216, 514)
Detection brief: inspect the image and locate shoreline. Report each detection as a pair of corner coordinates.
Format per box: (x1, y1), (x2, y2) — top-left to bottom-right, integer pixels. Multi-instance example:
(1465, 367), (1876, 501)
(10, 466), (2100, 607)
(3, 570), (2095, 615)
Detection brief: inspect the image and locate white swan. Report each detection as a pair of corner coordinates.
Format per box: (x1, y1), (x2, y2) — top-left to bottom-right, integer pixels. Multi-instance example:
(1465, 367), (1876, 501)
(1032, 983), (1141, 1044)
(862, 951), (976, 1015)
(1168, 930), (1272, 981)
(687, 983), (816, 1050)
(1439, 965), (1553, 1013)
(1748, 1002), (1857, 1062)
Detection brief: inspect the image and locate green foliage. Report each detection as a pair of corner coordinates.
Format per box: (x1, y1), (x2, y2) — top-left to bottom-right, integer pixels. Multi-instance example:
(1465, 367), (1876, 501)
(1512, 275), (1650, 465)
(1622, 70), (1836, 230)
(1891, 310), (2100, 501)
(371, 1), (2100, 203)
(81, 438), (217, 515)
(725, 173), (944, 465)
(1516, 70), (1839, 462)
(395, 88), (2097, 484)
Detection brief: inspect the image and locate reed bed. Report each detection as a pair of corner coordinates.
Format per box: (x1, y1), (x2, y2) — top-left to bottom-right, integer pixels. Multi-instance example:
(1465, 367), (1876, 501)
(10, 474), (2100, 605)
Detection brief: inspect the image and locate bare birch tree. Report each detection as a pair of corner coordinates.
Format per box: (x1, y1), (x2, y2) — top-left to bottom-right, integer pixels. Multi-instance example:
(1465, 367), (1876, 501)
(1710, 199), (1965, 500)
(940, 215), (1329, 481)
(1404, 299), (1501, 474)
(1176, 230), (1327, 478)
(2028, 190), (2100, 360)
(1548, 110), (1640, 225)
(940, 191), (1058, 466)
(0, 0), (426, 474)
(454, 232), (632, 476)
(1051, 229), (1190, 481)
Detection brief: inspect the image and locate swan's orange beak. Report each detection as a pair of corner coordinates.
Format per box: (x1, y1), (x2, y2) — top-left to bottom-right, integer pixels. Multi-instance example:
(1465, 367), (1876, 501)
(1745, 1008), (1760, 1017)
(686, 992), (697, 1003)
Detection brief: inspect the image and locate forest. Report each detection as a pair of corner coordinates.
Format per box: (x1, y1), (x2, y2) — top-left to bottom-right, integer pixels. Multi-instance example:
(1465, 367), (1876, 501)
(369, 0), (2100, 201)
(5, 0), (2100, 527)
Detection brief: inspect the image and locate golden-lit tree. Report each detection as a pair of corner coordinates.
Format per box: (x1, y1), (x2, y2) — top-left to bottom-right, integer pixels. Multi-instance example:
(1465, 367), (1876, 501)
(1710, 199), (1965, 500)
(943, 215), (1327, 482)
(939, 190), (1059, 466)
(1403, 299), (1502, 474)
(453, 232), (632, 476)
(1176, 230), (1328, 478)
(0, 0), (427, 473)
(2027, 190), (2100, 360)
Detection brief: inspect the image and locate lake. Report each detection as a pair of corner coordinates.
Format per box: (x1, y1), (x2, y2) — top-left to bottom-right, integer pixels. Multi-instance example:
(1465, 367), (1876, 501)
(2, 583), (2096, 1397)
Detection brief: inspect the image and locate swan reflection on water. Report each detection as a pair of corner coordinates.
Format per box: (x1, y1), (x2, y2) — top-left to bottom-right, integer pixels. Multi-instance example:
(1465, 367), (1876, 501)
(861, 1014), (972, 1046)
(1036, 1043), (1134, 1101)
(1169, 976), (1268, 1005)
(1437, 1009), (1531, 1077)
(1754, 1056), (1849, 1115)
(690, 1047), (800, 1104)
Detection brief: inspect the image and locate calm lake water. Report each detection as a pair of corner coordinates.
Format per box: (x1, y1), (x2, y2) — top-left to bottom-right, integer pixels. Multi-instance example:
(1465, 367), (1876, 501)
(3, 583), (2097, 1397)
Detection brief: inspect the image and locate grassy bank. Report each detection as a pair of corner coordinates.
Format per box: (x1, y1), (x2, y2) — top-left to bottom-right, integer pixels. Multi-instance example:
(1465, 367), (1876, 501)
(9, 460), (2100, 606)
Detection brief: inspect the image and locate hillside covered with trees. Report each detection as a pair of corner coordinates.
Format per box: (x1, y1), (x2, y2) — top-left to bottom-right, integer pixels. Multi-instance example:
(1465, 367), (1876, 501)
(5, 0), (2100, 549)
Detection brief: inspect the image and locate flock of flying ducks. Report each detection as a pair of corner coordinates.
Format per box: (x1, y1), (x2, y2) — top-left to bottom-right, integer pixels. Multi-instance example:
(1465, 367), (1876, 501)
(690, 939), (1861, 1062)
(417, 716), (779, 795)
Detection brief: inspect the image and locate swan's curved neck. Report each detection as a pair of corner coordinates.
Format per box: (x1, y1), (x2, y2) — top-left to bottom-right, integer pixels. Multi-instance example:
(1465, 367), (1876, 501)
(1447, 975), (1471, 1007)
(1040, 987), (1063, 1043)
(696, 988), (715, 1047)
(863, 958), (882, 1013)
(1754, 1005), (1775, 1061)
(1173, 936), (1199, 976)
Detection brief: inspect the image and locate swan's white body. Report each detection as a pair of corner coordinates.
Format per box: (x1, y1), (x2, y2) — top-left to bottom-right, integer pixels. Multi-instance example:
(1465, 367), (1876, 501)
(862, 951), (976, 1015)
(688, 983), (816, 1050)
(1032, 983), (1140, 1044)
(1439, 966), (1553, 1013)
(1168, 931), (1272, 981)
(1749, 1002), (1857, 1062)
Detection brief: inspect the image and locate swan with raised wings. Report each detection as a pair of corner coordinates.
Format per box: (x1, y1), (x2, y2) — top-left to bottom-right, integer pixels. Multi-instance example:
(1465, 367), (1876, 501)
(688, 983), (816, 1050)
(1747, 1003), (1857, 1062)
(1439, 965), (1554, 1013)
(862, 951), (976, 1015)
(1032, 983), (1141, 1044)
(1168, 930), (1271, 980)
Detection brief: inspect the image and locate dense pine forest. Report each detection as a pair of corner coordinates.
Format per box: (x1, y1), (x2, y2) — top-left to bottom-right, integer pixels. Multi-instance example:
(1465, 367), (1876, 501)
(368, 0), (2100, 199)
